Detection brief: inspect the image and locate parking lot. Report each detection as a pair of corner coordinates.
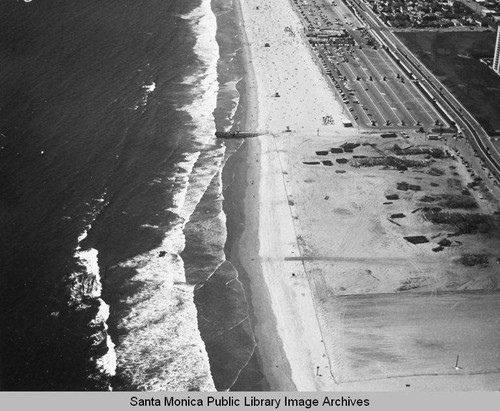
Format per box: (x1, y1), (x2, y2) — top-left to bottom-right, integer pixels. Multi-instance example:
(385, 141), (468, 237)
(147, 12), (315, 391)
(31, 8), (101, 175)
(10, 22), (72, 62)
(292, 0), (447, 131)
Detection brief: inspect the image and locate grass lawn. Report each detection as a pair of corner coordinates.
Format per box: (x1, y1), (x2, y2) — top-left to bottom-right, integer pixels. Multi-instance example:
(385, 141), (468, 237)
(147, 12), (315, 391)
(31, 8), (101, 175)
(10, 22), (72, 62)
(396, 31), (500, 136)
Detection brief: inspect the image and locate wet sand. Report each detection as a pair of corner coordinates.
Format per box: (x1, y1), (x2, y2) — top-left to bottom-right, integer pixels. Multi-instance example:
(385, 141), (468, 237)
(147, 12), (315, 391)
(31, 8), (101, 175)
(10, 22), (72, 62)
(220, 0), (296, 390)
(228, 0), (346, 390)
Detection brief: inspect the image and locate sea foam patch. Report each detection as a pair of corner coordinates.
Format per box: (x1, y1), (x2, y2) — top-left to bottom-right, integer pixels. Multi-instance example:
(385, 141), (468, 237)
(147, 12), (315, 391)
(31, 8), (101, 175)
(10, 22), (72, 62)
(108, 0), (221, 391)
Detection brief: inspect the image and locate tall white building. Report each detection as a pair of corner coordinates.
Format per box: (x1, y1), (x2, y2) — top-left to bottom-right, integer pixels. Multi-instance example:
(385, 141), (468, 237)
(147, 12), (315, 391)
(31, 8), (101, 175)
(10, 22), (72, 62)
(494, 25), (500, 75)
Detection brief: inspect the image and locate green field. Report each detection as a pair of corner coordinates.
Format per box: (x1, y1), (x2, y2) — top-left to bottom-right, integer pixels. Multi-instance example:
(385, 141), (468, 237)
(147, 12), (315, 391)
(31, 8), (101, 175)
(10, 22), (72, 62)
(396, 31), (500, 135)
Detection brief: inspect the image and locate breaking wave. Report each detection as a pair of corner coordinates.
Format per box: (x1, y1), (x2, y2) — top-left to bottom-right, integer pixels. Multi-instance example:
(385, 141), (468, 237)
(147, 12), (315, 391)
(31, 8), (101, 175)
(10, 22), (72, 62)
(69, 191), (117, 388)
(107, 0), (225, 391)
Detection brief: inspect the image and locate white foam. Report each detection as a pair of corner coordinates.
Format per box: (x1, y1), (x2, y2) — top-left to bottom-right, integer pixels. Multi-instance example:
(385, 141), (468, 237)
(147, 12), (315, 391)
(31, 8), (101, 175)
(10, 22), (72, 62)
(71, 247), (117, 379)
(140, 223), (160, 229)
(110, 0), (223, 390)
(175, 0), (224, 218)
(137, 81), (157, 108)
(74, 248), (101, 299)
(164, 0), (223, 224)
(97, 335), (117, 382)
(76, 192), (108, 244)
(221, 78), (242, 131)
(70, 190), (117, 381)
(143, 82), (156, 93)
(77, 230), (89, 246)
(94, 299), (117, 378)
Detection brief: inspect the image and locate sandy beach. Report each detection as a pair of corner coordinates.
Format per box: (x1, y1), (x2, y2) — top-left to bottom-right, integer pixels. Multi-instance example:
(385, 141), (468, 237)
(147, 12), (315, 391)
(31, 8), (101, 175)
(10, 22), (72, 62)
(227, 0), (500, 392)
(233, 0), (347, 390)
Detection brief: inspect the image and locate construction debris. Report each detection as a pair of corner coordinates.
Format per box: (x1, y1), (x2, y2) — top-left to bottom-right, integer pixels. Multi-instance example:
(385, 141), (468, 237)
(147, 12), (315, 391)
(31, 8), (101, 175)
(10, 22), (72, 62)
(397, 181), (409, 191)
(392, 145), (447, 158)
(459, 254), (489, 266)
(351, 157), (429, 170)
(423, 211), (492, 234)
(404, 236), (429, 244)
(428, 167), (445, 176)
(388, 218), (401, 226)
(438, 238), (452, 247)
(420, 195), (436, 202)
(340, 142), (360, 150)
(438, 194), (478, 209)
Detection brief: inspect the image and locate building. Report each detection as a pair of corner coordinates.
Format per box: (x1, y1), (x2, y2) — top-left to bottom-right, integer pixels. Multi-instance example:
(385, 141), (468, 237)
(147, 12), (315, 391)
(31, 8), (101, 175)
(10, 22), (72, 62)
(494, 25), (500, 75)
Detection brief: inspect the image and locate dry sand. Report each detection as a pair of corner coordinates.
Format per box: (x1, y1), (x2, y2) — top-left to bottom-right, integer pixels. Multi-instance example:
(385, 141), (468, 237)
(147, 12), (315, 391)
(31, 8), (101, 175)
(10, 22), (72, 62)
(236, 0), (347, 390)
(235, 0), (500, 391)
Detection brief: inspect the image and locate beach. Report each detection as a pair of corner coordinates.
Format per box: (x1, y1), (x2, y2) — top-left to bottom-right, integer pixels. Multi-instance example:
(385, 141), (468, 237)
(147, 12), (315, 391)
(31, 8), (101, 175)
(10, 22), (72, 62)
(229, 0), (346, 390)
(226, 0), (500, 391)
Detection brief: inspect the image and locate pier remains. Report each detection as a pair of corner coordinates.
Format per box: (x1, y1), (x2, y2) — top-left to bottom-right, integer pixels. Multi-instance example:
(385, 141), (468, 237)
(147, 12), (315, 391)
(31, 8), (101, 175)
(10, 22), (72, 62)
(215, 131), (261, 139)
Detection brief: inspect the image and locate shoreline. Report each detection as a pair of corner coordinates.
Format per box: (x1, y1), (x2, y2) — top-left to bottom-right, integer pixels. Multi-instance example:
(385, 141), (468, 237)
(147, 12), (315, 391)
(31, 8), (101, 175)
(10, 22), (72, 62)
(221, 0), (339, 391)
(220, 0), (297, 391)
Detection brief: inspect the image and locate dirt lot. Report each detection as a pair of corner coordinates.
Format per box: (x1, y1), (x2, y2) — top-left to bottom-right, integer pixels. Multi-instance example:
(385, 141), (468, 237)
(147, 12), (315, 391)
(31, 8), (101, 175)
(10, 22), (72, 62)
(277, 127), (500, 388)
(322, 291), (500, 383)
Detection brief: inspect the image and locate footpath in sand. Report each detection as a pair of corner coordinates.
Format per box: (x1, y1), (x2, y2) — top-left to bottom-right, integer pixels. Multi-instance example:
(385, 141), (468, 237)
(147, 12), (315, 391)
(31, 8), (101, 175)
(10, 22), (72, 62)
(236, 0), (500, 391)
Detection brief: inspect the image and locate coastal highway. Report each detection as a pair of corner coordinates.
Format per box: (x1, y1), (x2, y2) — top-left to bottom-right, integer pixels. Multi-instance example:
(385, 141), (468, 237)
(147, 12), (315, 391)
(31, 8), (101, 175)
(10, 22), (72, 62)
(343, 0), (500, 184)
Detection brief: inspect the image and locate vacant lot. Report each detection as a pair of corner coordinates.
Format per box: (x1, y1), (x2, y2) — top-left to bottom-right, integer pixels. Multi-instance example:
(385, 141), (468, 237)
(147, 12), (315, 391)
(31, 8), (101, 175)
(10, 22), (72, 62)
(283, 129), (500, 388)
(322, 291), (500, 383)
(396, 31), (500, 135)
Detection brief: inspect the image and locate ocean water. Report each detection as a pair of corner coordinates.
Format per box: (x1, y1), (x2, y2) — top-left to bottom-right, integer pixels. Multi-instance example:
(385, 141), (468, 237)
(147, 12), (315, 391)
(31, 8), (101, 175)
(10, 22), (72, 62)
(181, 0), (263, 391)
(0, 0), (255, 391)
